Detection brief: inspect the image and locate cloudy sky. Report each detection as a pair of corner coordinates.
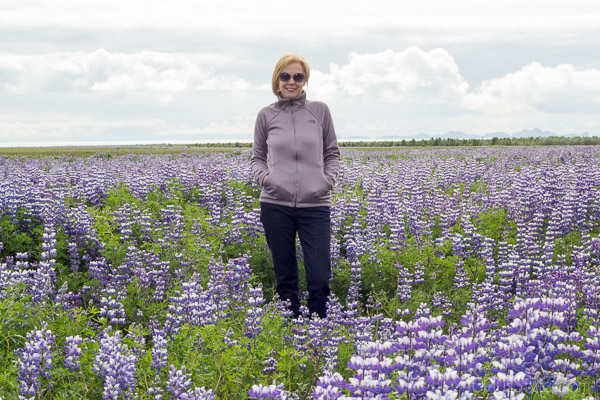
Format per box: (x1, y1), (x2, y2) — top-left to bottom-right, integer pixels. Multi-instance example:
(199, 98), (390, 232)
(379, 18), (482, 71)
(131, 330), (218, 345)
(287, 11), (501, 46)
(1, 0), (600, 146)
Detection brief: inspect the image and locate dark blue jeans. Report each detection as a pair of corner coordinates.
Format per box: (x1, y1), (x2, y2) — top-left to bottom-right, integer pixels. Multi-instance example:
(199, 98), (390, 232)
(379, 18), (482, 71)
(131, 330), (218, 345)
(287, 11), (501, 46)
(260, 202), (332, 318)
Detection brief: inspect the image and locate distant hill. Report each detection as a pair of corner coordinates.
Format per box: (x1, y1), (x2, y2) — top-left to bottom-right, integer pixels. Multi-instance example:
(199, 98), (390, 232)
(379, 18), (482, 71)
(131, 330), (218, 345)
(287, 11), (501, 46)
(483, 132), (511, 139)
(341, 129), (595, 141)
(378, 133), (430, 140)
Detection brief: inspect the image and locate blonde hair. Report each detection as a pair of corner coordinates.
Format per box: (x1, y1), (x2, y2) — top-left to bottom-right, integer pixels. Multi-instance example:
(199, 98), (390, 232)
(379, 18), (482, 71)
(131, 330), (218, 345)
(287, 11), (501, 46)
(271, 53), (310, 96)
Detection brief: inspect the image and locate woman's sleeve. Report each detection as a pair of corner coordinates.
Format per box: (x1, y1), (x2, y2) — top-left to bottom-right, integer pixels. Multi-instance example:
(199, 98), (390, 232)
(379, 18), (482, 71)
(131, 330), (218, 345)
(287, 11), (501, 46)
(251, 110), (269, 188)
(322, 104), (340, 189)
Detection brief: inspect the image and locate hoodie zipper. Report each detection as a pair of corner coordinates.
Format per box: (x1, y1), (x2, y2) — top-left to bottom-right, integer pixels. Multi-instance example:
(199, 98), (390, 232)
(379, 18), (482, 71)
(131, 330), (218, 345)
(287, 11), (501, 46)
(292, 99), (298, 207)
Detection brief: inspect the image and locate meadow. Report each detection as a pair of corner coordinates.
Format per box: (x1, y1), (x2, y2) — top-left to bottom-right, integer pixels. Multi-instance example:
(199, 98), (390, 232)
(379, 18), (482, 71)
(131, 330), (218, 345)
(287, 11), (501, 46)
(0, 146), (599, 399)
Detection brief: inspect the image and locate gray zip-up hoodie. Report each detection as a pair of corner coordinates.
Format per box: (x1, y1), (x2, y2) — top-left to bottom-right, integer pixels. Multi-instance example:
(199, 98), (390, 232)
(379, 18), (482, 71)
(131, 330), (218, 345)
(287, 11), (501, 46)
(251, 91), (340, 208)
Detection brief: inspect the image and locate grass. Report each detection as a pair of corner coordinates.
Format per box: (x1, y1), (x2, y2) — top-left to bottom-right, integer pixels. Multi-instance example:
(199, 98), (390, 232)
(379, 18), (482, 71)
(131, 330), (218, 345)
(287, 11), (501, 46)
(0, 145), (245, 157)
(0, 144), (437, 157)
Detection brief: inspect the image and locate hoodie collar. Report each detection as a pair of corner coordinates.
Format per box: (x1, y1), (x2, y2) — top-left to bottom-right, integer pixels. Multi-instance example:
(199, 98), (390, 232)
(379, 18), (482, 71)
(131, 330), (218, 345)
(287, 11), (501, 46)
(276, 90), (307, 112)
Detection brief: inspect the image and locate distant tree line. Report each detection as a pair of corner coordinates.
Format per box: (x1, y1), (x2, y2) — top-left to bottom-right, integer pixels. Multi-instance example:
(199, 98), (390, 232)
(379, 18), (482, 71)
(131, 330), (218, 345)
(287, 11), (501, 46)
(187, 142), (253, 148)
(339, 136), (600, 147)
(187, 136), (600, 149)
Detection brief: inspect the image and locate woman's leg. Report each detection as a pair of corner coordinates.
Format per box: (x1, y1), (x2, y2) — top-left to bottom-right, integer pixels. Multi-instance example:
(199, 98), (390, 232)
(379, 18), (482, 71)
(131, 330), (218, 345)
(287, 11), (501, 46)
(297, 206), (331, 318)
(260, 202), (300, 317)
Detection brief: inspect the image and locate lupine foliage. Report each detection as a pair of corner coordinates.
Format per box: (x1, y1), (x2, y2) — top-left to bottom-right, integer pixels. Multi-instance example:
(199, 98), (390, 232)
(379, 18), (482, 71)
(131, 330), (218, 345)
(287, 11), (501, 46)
(1, 147), (600, 399)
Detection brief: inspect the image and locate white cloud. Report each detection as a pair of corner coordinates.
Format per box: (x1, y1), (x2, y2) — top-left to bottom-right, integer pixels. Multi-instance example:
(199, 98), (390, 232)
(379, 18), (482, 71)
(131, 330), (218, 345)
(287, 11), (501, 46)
(468, 62), (600, 114)
(310, 47), (469, 108)
(2, 45), (600, 145)
(309, 49), (600, 119)
(3, 1), (600, 28)
(0, 50), (251, 104)
(302, 48), (600, 137)
(2, 1), (600, 55)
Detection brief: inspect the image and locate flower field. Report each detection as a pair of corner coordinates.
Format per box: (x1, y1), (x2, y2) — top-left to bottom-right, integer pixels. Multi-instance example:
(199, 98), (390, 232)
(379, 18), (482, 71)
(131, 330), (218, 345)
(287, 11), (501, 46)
(1, 146), (600, 399)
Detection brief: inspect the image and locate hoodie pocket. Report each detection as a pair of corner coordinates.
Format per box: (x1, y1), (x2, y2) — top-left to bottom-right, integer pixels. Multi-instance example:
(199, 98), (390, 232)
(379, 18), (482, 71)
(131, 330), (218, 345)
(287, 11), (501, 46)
(263, 171), (274, 193)
(263, 168), (293, 201)
(320, 171), (332, 191)
(298, 170), (330, 204)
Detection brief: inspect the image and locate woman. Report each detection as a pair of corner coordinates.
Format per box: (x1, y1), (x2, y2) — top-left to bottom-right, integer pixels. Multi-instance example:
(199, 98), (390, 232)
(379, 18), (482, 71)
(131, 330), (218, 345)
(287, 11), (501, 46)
(251, 53), (340, 318)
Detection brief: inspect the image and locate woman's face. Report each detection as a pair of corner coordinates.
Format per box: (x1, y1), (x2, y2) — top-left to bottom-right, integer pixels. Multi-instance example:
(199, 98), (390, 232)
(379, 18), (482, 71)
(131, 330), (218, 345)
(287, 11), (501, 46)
(278, 62), (305, 100)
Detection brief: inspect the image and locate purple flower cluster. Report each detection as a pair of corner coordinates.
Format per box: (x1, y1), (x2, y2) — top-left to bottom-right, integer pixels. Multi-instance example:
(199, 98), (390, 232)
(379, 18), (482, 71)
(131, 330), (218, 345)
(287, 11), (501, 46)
(63, 335), (83, 372)
(583, 326), (600, 392)
(151, 328), (168, 374)
(92, 329), (137, 400)
(16, 325), (55, 399)
(305, 291), (600, 398)
(395, 263), (412, 303)
(99, 288), (127, 326)
(166, 255), (253, 333)
(167, 365), (215, 400)
(248, 382), (296, 399)
(245, 284), (265, 340)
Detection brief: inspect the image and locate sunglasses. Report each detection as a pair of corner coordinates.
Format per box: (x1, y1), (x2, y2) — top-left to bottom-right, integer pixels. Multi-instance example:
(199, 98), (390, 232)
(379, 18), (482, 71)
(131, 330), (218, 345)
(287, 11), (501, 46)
(278, 72), (306, 83)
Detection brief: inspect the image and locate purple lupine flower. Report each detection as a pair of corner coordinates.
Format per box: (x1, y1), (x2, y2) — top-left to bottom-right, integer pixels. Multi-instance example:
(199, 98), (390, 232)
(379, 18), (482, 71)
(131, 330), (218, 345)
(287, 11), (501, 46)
(414, 302), (432, 318)
(487, 371), (531, 392)
(275, 296), (295, 319)
(490, 390), (526, 399)
(245, 285), (265, 340)
(63, 335), (83, 372)
(582, 325), (600, 392)
(248, 383), (283, 398)
(54, 280), (82, 310)
(395, 263), (412, 303)
(93, 329), (137, 400)
(262, 354), (278, 374)
(151, 329), (168, 374)
(453, 261), (469, 291)
(313, 371), (345, 399)
(424, 368), (461, 390)
(184, 387), (216, 400)
(425, 389), (459, 400)
(99, 289), (127, 326)
(344, 257), (362, 323)
(40, 226), (57, 262)
(432, 292), (452, 317)
(290, 313), (309, 352)
(413, 261), (425, 284)
(219, 327), (237, 347)
(344, 338), (399, 397)
(167, 364), (192, 398)
(347, 372), (393, 396)
(397, 308), (411, 318)
(16, 326), (55, 398)
(67, 242), (80, 273)
(551, 372), (577, 397)
(395, 371), (427, 396)
(147, 379), (164, 400)
(166, 364), (216, 399)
